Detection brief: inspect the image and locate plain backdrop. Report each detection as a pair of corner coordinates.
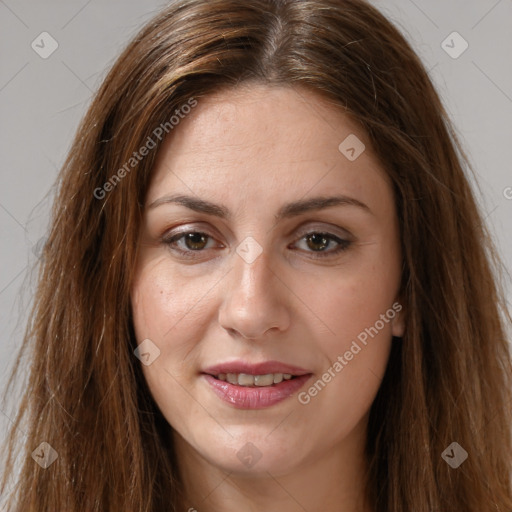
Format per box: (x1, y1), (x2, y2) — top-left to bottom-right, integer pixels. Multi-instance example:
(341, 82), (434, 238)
(1, 0), (511, 494)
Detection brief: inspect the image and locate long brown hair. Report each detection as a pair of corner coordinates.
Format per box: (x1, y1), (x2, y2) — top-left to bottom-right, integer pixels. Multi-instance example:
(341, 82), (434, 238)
(2, 0), (511, 510)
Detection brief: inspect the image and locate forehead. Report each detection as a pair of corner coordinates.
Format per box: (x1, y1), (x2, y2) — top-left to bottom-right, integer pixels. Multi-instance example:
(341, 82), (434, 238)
(147, 85), (392, 213)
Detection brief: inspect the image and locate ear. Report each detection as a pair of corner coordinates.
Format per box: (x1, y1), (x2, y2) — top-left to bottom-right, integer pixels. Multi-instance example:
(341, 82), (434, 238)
(390, 298), (405, 338)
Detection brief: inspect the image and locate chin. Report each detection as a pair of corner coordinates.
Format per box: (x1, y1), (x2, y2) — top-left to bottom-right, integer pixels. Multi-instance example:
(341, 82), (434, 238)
(194, 433), (306, 476)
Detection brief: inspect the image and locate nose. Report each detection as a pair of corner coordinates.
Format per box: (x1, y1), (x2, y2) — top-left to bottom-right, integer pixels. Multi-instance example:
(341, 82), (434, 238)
(217, 244), (291, 340)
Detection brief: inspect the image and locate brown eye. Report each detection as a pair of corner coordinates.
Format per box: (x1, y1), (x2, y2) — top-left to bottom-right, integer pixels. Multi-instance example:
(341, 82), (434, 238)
(181, 232), (209, 250)
(162, 231), (218, 257)
(293, 232), (351, 258)
(305, 233), (330, 251)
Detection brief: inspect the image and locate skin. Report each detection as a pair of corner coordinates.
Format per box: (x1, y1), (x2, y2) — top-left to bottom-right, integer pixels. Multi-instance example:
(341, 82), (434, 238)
(130, 84), (405, 512)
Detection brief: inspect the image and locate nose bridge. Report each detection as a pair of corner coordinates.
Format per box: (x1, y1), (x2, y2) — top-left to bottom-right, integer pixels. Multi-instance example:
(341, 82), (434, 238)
(218, 236), (290, 338)
(235, 239), (273, 297)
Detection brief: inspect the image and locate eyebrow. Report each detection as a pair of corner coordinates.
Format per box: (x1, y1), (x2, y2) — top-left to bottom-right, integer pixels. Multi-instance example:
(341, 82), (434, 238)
(147, 193), (373, 220)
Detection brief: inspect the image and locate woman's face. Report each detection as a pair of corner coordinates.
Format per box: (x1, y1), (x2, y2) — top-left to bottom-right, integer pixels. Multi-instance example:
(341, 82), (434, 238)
(130, 84), (404, 476)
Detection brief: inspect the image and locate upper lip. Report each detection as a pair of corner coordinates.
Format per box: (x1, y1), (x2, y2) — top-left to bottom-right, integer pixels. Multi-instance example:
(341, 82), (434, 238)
(202, 360), (312, 376)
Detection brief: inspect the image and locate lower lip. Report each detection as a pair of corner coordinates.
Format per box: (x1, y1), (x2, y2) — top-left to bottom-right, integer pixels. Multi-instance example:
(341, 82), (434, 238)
(202, 374), (312, 409)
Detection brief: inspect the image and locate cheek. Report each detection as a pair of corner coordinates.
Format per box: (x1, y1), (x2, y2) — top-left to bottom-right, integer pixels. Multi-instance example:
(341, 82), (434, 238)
(309, 259), (400, 355)
(298, 240), (400, 408)
(297, 276), (396, 443)
(311, 281), (394, 393)
(130, 255), (222, 391)
(130, 261), (208, 433)
(131, 255), (210, 343)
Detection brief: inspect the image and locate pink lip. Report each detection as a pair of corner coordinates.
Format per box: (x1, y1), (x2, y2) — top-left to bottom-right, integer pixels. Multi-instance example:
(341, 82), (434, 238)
(201, 360), (313, 409)
(203, 374), (312, 409)
(202, 360), (311, 376)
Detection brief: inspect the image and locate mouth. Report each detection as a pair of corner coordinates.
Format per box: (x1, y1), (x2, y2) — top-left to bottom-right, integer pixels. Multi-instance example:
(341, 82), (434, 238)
(206, 372), (299, 387)
(201, 361), (313, 409)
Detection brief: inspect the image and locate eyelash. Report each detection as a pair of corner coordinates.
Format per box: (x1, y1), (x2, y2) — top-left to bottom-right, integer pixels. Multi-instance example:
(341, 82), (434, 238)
(161, 229), (352, 260)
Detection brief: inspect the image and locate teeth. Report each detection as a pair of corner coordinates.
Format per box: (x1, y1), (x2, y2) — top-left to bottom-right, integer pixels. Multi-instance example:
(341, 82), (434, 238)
(238, 373), (256, 386)
(216, 373), (295, 387)
(254, 374), (274, 386)
(226, 373), (238, 384)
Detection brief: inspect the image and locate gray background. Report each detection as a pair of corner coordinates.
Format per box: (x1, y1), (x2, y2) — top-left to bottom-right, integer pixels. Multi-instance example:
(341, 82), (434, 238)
(1, 0), (511, 499)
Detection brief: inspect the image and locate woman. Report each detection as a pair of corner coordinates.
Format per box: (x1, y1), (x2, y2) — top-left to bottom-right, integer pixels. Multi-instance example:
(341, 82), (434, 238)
(1, 0), (511, 510)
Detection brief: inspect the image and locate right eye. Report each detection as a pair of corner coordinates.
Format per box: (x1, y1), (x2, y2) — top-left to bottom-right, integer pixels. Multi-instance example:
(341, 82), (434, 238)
(162, 231), (222, 258)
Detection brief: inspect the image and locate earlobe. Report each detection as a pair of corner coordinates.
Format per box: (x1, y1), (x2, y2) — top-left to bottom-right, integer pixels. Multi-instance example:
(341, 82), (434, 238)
(391, 300), (405, 338)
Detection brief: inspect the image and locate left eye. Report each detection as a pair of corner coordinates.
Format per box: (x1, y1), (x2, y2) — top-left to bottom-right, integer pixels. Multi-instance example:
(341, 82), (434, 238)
(162, 231), (351, 259)
(292, 232), (351, 257)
